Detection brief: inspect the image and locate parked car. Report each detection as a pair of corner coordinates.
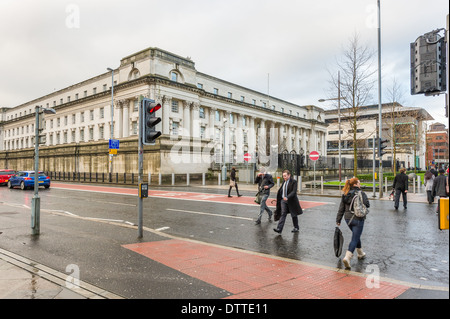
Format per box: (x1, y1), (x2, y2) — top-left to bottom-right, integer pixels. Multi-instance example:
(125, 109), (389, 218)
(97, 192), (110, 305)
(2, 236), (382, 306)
(0, 169), (16, 186)
(7, 171), (51, 190)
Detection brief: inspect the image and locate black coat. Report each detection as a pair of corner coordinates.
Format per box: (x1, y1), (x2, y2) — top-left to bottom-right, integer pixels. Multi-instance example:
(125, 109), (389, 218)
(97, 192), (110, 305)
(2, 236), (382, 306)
(393, 172), (409, 191)
(276, 178), (303, 217)
(336, 187), (370, 224)
(254, 174), (274, 195)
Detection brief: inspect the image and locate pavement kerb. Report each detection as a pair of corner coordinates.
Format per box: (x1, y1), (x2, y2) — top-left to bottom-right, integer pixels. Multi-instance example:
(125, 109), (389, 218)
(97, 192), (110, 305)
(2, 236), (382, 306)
(0, 248), (124, 299)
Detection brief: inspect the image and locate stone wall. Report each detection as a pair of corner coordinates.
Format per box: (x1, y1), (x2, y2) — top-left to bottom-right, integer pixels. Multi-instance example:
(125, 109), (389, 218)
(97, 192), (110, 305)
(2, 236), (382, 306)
(0, 136), (213, 175)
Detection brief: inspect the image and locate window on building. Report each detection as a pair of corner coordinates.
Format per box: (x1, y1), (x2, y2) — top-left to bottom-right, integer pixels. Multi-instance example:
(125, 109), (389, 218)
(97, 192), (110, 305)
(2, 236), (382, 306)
(200, 126), (206, 139)
(100, 107), (104, 119)
(197, 83), (203, 89)
(99, 126), (104, 139)
(199, 107), (205, 119)
(72, 114), (76, 124)
(172, 122), (179, 136)
(93, 88), (97, 95)
(213, 88), (218, 95)
(90, 110), (94, 121)
(171, 100), (179, 113)
(215, 110), (220, 122)
(171, 72), (178, 82)
(133, 100), (139, 112)
(89, 128), (94, 140)
(228, 92), (232, 99)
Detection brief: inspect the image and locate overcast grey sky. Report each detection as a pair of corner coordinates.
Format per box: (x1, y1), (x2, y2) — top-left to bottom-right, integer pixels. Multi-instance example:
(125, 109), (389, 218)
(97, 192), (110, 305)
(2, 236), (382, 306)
(0, 0), (448, 125)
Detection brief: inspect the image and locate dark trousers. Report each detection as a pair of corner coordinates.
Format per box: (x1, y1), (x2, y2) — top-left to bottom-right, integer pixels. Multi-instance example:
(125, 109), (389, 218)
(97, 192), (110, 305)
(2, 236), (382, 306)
(228, 183), (240, 196)
(426, 191), (434, 204)
(394, 189), (407, 208)
(276, 200), (299, 232)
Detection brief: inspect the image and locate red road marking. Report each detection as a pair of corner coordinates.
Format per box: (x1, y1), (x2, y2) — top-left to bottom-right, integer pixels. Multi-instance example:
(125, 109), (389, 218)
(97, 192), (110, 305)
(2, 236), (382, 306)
(123, 239), (410, 299)
(51, 183), (327, 210)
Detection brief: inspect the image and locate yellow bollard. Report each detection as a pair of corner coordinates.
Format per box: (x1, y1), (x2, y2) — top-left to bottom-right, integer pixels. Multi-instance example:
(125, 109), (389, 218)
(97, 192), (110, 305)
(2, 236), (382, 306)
(439, 198), (449, 230)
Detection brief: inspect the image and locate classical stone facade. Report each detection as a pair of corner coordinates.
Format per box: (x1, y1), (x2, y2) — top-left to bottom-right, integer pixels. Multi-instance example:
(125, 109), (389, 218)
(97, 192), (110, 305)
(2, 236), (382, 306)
(0, 47), (328, 174)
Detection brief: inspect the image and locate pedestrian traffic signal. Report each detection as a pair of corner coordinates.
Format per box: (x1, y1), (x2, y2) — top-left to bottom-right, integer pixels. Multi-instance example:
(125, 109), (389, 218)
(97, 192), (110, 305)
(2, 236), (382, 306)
(141, 98), (162, 145)
(378, 138), (389, 158)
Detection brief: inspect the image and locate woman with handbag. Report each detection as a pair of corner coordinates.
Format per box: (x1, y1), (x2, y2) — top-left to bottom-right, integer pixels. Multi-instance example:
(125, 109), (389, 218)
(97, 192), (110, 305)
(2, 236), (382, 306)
(228, 167), (242, 198)
(336, 177), (370, 269)
(424, 170), (435, 204)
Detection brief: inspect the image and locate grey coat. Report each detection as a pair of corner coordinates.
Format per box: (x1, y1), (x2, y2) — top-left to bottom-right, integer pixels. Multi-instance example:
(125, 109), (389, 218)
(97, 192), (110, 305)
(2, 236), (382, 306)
(432, 175), (449, 197)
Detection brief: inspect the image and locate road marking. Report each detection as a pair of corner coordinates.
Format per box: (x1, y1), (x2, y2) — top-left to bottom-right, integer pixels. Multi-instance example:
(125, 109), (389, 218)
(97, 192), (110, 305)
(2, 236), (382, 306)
(166, 208), (253, 221)
(155, 227), (170, 232)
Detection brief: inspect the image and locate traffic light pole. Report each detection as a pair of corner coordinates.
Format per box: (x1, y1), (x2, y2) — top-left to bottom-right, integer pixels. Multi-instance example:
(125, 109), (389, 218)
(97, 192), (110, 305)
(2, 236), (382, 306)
(377, 0), (384, 198)
(138, 95), (144, 238)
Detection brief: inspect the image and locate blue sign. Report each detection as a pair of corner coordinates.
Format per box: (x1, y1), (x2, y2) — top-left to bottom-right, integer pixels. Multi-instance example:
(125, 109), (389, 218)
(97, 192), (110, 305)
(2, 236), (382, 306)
(109, 139), (120, 149)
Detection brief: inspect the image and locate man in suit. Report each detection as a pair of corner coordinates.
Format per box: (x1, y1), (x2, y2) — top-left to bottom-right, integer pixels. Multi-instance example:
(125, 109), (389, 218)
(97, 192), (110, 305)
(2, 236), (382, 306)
(254, 167), (275, 224)
(274, 170), (303, 234)
(393, 167), (409, 210)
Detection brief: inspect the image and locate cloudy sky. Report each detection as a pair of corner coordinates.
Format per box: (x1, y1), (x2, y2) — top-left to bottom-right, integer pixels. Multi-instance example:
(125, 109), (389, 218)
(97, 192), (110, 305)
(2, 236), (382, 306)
(0, 0), (448, 125)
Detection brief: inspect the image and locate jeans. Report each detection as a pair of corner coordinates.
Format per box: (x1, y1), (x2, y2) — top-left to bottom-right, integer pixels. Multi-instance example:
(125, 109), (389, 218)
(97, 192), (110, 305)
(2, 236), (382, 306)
(257, 194), (272, 221)
(394, 189), (407, 208)
(345, 218), (365, 253)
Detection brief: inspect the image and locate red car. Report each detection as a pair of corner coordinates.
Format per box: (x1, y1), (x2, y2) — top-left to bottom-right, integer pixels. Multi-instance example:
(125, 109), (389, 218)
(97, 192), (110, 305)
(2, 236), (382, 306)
(0, 169), (16, 186)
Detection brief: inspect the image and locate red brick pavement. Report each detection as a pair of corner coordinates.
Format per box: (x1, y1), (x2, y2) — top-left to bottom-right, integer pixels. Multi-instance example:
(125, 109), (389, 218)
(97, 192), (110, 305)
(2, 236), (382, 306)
(123, 239), (409, 299)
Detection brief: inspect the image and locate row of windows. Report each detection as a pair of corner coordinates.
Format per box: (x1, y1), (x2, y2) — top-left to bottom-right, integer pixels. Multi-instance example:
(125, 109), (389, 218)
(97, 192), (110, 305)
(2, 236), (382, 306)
(5, 83), (116, 121)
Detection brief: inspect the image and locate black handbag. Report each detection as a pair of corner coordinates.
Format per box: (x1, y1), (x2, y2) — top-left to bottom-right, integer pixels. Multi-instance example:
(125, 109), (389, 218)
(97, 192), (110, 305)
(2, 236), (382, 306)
(334, 227), (344, 257)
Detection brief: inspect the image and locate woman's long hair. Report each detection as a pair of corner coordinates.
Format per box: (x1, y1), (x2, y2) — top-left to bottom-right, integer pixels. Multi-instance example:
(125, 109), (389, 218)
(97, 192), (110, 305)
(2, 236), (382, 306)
(342, 177), (360, 195)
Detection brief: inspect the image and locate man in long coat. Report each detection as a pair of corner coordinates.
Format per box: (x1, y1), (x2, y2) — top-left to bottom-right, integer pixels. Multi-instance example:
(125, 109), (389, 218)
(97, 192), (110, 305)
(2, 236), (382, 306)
(274, 170), (303, 234)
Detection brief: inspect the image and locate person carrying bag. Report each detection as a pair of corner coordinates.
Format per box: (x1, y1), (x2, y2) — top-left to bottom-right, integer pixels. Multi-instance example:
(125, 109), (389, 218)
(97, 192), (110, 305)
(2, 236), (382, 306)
(336, 177), (370, 269)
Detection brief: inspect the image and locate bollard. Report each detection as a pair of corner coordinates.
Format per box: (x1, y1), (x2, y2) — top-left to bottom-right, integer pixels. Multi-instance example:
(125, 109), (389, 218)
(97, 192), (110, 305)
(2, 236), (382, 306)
(202, 173), (205, 186)
(172, 173), (175, 186)
(298, 176), (302, 192)
(159, 173), (162, 185)
(417, 176), (421, 191)
(413, 177), (416, 194)
(277, 176), (280, 188)
(218, 173), (221, 185)
(187, 173), (190, 186)
(385, 176), (388, 194)
(321, 175), (323, 194)
(148, 173), (151, 185)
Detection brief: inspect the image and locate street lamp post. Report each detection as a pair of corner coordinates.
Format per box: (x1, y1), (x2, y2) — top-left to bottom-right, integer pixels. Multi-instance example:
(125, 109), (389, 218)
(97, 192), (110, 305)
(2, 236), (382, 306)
(107, 68), (114, 182)
(31, 105), (56, 236)
(222, 118), (228, 181)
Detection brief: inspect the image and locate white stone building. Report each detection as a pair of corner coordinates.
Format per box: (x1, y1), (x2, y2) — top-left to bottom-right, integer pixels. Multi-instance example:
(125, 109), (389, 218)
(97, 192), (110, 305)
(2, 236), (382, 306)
(0, 47), (327, 174)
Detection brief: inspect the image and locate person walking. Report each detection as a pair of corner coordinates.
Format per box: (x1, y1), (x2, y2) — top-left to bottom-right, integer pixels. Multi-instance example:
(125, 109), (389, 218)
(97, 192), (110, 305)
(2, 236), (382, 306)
(424, 170), (435, 204)
(273, 170), (303, 234)
(228, 167), (242, 198)
(393, 168), (409, 210)
(432, 168), (449, 214)
(254, 167), (274, 225)
(336, 177), (370, 269)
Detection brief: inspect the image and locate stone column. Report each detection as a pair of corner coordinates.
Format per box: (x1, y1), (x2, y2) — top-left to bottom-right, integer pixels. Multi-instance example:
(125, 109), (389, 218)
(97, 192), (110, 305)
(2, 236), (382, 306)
(183, 101), (191, 138)
(123, 99), (130, 138)
(162, 96), (171, 136)
(191, 102), (200, 139)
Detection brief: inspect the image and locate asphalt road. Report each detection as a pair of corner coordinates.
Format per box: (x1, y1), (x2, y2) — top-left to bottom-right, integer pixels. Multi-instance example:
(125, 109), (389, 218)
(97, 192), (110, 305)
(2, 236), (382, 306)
(0, 183), (448, 298)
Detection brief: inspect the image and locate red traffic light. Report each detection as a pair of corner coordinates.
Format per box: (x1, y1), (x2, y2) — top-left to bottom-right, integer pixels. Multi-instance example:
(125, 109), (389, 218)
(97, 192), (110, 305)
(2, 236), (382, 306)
(148, 103), (161, 113)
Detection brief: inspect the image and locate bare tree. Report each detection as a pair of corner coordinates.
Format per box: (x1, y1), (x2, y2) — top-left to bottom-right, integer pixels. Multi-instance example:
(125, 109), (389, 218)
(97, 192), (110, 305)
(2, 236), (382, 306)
(385, 77), (405, 173)
(328, 32), (377, 177)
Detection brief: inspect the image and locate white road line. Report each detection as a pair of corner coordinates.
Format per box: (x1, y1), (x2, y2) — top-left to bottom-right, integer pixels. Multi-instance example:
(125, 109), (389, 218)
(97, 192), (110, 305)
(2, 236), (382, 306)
(166, 208), (253, 221)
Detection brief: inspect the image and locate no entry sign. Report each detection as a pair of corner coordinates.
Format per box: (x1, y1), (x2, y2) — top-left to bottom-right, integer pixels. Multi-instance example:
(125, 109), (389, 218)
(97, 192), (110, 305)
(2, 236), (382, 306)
(244, 153), (252, 162)
(309, 151), (320, 161)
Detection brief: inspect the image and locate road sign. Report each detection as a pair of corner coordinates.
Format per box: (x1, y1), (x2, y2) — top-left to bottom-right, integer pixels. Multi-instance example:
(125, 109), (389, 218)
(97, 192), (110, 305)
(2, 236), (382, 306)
(109, 149), (117, 155)
(309, 151), (320, 161)
(109, 139), (120, 149)
(244, 153), (252, 162)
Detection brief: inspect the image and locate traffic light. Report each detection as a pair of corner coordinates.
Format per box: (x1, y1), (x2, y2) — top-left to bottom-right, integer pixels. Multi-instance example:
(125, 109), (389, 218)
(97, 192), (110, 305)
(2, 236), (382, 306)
(378, 138), (389, 158)
(410, 29), (447, 96)
(141, 98), (162, 145)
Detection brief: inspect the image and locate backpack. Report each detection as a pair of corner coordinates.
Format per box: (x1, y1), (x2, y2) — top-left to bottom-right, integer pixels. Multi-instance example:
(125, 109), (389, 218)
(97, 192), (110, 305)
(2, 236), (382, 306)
(349, 190), (369, 219)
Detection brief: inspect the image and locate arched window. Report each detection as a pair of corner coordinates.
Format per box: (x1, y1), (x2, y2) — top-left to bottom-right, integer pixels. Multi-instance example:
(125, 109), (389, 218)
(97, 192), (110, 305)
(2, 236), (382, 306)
(128, 68), (140, 81)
